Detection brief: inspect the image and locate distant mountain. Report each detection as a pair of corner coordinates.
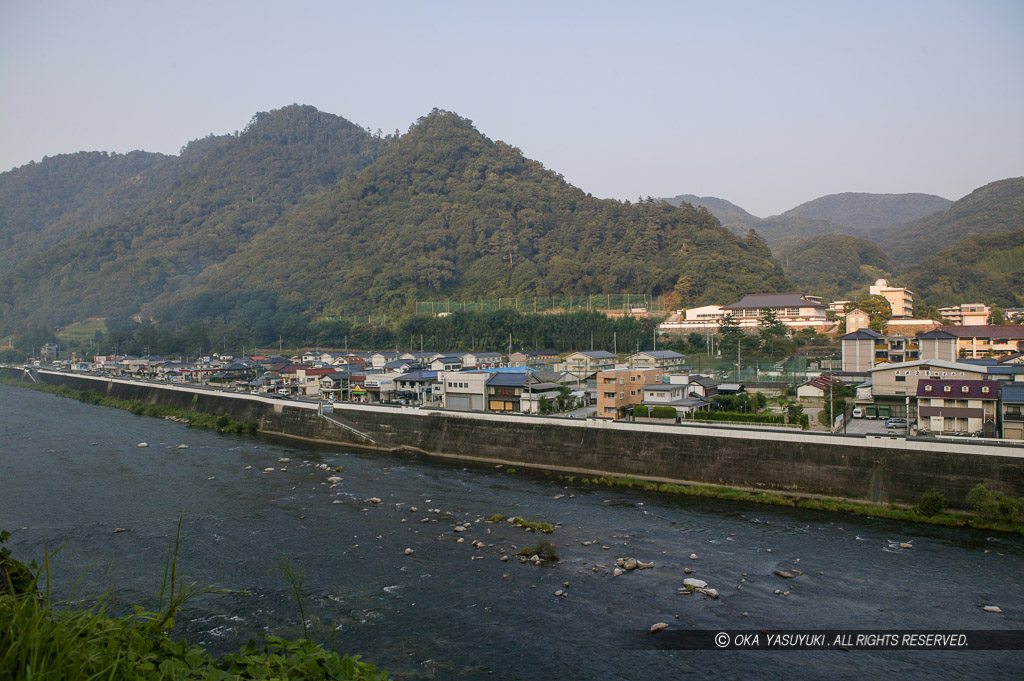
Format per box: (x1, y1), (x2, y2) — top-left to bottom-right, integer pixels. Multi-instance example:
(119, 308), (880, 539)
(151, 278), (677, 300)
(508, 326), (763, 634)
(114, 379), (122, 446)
(659, 195), (761, 236)
(774, 233), (893, 300)
(0, 105), (386, 331)
(0, 150), (169, 269)
(878, 178), (1024, 265)
(0, 107), (789, 335)
(146, 110), (789, 329)
(904, 227), (1024, 309)
(658, 191), (952, 246)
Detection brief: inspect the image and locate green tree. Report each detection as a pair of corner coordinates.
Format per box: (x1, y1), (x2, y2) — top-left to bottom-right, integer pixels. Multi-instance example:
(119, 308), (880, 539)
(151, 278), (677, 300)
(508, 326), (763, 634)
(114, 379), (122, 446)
(855, 295), (892, 332)
(757, 308), (787, 357)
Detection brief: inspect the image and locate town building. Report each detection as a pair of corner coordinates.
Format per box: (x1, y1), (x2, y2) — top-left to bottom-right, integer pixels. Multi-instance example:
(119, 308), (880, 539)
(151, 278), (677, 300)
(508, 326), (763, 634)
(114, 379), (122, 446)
(627, 349), (688, 372)
(562, 351), (618, 377)
(916, 379), (999, 437)
(933, 325), (1024, 359)
(658, 293), (830, 333)
(596, 367), (663, 419)
(868, 279), (914, 318)
(1001, 384), (1024, 440)
(444, 372), (490, 411)
(864, 359), (991, 421)
(509, 349), (560, 368)
(938, 303), (991, 326)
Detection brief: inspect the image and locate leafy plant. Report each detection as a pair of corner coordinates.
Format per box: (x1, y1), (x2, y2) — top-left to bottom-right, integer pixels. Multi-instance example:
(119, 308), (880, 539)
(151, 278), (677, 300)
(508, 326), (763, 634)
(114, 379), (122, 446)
(917, 489), (947, 517)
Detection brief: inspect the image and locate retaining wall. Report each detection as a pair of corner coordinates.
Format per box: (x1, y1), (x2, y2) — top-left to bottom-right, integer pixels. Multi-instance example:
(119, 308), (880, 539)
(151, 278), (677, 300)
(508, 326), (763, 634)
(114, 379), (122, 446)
(12, 368), (1024, 510)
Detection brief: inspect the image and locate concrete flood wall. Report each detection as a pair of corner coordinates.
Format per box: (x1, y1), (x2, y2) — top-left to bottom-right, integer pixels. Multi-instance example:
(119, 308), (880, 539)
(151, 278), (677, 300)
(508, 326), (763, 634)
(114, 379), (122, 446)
(17, 369), (1024, 510)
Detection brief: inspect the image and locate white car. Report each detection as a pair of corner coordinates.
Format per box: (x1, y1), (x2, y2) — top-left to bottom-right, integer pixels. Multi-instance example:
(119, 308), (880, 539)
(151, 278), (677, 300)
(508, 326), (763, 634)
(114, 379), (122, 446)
(852, 407), (864, 418)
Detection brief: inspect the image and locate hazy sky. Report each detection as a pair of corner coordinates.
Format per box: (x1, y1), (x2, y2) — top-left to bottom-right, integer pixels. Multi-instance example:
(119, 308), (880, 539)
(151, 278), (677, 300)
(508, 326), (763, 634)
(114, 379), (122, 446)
(1, 0), (1021, 217)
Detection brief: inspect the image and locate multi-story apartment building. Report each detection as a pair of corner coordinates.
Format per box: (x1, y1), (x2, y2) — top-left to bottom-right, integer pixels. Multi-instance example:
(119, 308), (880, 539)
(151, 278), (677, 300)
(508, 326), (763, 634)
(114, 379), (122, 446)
(627, 349), (688, 373)
(916, 379), (999, 436)
(596, 367), (663, 419)
(936, 325), (1024, 359)
(868, 279), (914, 318)
(938, 303), (991, 326)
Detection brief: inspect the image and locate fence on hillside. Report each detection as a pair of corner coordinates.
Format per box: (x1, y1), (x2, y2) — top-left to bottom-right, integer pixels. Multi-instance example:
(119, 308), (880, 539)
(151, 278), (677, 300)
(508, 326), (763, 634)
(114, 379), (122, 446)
(416, 294), (665, 316)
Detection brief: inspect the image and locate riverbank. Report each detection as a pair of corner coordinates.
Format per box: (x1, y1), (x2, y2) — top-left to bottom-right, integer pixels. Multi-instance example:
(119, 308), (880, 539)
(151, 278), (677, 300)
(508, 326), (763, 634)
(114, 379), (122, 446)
(5, 369), (1024, 535)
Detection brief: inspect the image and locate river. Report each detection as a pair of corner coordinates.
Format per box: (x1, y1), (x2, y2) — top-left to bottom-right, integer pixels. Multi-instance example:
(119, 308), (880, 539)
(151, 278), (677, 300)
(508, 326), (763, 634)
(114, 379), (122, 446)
(1, 383), (1022, 679)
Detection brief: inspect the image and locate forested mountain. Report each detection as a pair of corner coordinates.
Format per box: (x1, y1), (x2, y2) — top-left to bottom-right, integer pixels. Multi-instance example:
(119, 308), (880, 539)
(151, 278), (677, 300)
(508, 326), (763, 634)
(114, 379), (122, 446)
(0, 105), (386, 331)
(774, 233), (893, 300)
(657, 191), (951, 246)
(778, 192), (951, 237)
(0, 150), (169, 269)
(146, 110), (789, 332)
(877, 178), (1024, 264)
(659, 195), (761, 235)
(903, 227), (1024, 308)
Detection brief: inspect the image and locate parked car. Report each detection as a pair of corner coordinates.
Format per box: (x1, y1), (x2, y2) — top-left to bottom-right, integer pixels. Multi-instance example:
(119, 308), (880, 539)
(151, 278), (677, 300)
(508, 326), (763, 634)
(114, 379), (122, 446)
(852, 407), (864, 418)
(885, 417), (908, 428)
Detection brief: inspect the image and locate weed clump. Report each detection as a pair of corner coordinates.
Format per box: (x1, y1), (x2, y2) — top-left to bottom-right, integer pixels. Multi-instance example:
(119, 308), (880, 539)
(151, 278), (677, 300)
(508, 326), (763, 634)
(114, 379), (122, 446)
(517, 539), (560, 562)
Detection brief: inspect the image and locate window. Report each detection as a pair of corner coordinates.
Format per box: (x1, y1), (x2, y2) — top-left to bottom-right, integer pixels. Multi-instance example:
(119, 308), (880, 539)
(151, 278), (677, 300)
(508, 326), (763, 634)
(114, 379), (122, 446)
(618, 392), (624, 399)
(943, 385), (951, 392)
(961, 386), (970, 393)
(924, 385), (932, 392)
(981, 386), (990, 394)
(630, 390), (636, 396)
(895, 375), (906, 382)
(630, 376), (636, 382)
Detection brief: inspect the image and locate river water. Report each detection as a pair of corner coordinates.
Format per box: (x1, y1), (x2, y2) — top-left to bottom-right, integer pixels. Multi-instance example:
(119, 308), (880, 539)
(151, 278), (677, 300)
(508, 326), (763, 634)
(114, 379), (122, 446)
(2, 383), (1022, 680)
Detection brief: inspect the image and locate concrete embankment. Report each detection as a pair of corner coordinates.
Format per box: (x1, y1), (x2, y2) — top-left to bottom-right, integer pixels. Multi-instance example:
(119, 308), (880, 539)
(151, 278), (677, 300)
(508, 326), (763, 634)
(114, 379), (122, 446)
(10, 368), (1024, 510)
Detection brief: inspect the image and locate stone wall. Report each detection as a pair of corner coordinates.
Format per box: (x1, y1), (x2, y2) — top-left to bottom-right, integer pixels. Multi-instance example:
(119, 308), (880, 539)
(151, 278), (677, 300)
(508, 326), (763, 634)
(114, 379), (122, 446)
(14, 369), (1024, 509)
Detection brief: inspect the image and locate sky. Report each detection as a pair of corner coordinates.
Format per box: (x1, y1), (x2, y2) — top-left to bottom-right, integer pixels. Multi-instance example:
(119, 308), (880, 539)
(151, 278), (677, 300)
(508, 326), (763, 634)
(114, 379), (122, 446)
(1, 0), (1022, 217)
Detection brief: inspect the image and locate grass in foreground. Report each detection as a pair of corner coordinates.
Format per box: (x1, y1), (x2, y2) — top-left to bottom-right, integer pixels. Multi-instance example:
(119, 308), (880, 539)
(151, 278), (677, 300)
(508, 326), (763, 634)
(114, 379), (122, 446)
(0, 528), (387, 680)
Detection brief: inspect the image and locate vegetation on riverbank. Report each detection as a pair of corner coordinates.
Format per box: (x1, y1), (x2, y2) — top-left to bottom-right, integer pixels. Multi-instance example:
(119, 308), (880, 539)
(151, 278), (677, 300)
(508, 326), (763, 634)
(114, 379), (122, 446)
(559, 474), (1024, 535)
(0, 529), (388, 680)
(0, 374), (259, 434)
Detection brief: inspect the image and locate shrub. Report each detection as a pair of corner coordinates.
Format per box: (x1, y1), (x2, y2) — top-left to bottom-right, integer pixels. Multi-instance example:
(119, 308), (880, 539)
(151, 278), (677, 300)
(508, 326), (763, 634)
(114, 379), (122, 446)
(633, 405), (649, 418)
(917, 489), (947, 517)
(650, 406), (677, 419)
(967, 484), (1024, 523)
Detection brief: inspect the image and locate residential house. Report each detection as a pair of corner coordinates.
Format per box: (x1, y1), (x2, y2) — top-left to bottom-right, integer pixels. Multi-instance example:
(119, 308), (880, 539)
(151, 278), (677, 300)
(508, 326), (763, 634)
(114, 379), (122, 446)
(844, 308), (871, 334)
(563, 351), (618, 378)
(486, 372), (529, 413)
(628, 349), (687, 373)
(393, 370), (441, 405)
(596, 367), (663, 419)
(463, 351), (503, 369)
(509, 349), (560, 368)
(319, 372), (351, 400)
(684, 375), (719, 399)
(640, 383), (711, 417)
(797, 374), (845, 400)
(294, 367), (337, 395)
(1001, 384), (1024, 440)
(521, 375), (566, 414)
(428, 355), (464, 372)
(916, 379), (999, 437)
